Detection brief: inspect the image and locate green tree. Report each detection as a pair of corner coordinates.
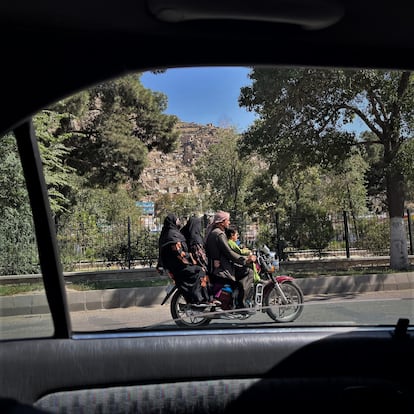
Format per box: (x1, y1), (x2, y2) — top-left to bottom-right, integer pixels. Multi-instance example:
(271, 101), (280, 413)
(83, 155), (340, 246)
(240, 68), (413, 269)
(58, 186), (142, 230)
(49, 73), (180, 189)
(356, 217), (390, 256)
(193, 128), (256, 217)
(394, 137), (414, 208)
(269, 165), (334, 253)
(359, 131), (388, 212)
(321, 152), (368, 215)
(33, 111), (77, 216)
(0, 134), (39, 275)
(320, 151), (369, 241)
(134, 229), (159, 266)
(155, 193), (201, 222)
(244, 170), (280, 218)
(56, 186), (143, 270)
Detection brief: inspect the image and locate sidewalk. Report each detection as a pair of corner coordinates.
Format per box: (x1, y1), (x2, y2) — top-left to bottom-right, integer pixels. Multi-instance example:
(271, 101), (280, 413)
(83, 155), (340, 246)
(1, 272), (413, 316)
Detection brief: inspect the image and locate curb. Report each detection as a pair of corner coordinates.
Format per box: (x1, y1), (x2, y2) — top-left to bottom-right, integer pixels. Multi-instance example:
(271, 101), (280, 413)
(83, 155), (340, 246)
(1, 273), (413, 316)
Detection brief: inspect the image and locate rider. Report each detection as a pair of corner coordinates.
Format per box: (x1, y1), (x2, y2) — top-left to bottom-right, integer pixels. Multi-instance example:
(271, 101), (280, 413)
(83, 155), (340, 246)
(204, 210), (256, 311)
(158, 213), (217, 307)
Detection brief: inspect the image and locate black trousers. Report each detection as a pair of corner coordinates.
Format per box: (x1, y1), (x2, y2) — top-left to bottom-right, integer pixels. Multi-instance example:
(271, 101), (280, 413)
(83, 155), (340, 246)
(234, 265), (254, 307)
(211, 266), (254, 308)
(174, 265), (211, 304)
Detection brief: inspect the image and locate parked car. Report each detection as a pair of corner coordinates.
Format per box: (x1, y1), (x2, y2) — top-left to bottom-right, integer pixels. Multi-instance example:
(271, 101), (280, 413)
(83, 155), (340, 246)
(1, 1), (413, 413)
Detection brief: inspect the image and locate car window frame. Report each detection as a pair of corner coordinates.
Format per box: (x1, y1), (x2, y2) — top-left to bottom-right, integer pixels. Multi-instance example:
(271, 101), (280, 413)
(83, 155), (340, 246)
(14, 120), (71, 338)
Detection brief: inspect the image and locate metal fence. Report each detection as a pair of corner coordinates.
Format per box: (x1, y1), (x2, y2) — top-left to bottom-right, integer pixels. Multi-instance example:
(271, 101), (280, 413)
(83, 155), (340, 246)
(233, 209), (413, 261)
(56, 217), (160, 272)
(1, 210), (413, 275)
(58, 209), (413, 271)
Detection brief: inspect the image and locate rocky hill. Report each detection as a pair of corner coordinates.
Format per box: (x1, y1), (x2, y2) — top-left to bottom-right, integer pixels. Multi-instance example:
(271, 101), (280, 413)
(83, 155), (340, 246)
(138, 121), (226, 201)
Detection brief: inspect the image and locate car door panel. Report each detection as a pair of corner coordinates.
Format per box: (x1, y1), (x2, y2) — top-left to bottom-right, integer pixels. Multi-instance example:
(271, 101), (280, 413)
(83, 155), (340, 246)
(1, 329), (413, 411)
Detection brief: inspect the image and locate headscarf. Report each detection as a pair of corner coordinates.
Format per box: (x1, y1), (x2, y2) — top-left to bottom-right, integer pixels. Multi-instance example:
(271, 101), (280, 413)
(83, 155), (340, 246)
(204, 210), (230, 241)
(181, 216), (204, 246)
(158, 213), (186, 250)
(212, 210), (230, 224)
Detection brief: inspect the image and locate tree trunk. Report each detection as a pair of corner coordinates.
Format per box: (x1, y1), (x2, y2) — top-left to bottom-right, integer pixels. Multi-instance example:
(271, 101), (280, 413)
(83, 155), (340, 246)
(387, 170), (409, 269)
(390, 217), (409, 269)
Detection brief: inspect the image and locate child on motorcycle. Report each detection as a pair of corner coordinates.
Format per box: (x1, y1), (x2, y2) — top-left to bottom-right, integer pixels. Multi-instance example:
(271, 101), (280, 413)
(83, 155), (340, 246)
(225, 225), (261, 283)
(204, 211), (256, 311)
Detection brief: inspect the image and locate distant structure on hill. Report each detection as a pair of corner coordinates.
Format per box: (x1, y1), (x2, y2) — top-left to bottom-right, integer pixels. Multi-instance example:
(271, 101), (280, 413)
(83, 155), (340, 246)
(138, 121), (226, 201)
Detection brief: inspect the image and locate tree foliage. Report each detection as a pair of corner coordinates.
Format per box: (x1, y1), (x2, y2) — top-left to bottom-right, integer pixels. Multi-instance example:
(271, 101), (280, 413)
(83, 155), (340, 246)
(239, 68), (413, 268)
(287, 205), (335, 255)
(193, 128), (256, 216)
(322, 151), (369, 216)
(2, 73), (182, 273)
(0, 134), (39, 275)
(239, 69), (413, 211)
(155, 193), (201, 223)
(33, 111), (77, 215)
(244, 170), (280, 219)
(49, 73), (180, 189)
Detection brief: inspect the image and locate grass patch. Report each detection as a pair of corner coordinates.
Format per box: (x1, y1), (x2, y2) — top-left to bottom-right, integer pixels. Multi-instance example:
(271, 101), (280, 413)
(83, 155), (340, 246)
(0, 283), (45, 296)
(67, 278), (168, 291)
(0, 277), (169, 296)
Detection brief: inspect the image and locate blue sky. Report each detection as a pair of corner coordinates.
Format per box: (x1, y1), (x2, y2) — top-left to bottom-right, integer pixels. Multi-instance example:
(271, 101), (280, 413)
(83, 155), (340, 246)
(141, 66), (367, 136)
(141, 67), (258, 132)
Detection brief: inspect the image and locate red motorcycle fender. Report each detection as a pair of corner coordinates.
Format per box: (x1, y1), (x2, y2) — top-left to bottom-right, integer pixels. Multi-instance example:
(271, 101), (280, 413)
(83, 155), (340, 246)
(263, 275), (295, 296)
(275, 275), (295, 283)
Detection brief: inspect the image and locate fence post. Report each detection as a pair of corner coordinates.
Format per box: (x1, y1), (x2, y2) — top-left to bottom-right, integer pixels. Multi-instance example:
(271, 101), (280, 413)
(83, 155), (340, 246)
(127, 216), (131, 269)
(408, 208), (413, 255)
(203, 213), (208, 238)
(275, 211), (280, 258)
(343, 210), (350, 258)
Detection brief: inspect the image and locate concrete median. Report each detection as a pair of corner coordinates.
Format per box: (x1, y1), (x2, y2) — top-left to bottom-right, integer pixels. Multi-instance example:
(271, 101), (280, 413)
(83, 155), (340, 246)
(1, 272), (413, 316)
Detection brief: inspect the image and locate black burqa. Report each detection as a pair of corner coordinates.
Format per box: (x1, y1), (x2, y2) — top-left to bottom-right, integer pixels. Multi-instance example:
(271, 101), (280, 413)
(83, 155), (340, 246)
(180, 216), (208, 271)
(158, 213), (210, 304)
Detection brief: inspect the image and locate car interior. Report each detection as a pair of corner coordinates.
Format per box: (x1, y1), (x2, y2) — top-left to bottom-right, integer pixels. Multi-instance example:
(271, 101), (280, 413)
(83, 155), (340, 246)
(1, 1), (413, 413)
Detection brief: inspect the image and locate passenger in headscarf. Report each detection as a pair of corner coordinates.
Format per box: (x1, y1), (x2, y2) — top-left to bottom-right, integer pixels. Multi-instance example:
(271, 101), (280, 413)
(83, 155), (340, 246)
(205, 211), (256, 311)
(204, 210), (230, 241)
(180, 216), (208, 271)
(158, 213), (215, 306)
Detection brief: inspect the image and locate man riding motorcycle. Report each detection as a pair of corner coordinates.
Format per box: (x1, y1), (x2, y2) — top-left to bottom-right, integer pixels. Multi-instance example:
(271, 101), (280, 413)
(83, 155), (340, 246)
(204, 210), (256, 312)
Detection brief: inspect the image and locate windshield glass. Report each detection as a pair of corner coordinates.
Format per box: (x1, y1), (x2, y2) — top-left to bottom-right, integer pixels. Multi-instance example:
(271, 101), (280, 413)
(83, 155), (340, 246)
(2, 66), (413, 336)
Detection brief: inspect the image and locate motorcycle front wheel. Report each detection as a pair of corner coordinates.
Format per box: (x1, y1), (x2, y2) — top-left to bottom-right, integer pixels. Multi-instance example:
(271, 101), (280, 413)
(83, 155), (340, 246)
(264, 281), (304, 322)
(170, 289), (212, 327)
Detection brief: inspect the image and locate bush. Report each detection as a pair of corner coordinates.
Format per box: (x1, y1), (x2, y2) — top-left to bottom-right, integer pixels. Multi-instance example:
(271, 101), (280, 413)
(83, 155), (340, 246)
(286, 207), (334, 256)
(355, 217), (389, 255)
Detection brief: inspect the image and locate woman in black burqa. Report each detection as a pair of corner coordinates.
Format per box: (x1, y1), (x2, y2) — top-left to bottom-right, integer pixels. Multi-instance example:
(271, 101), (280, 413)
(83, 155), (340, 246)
(158, 213), (214, 306)
(180, 216), (208, 271)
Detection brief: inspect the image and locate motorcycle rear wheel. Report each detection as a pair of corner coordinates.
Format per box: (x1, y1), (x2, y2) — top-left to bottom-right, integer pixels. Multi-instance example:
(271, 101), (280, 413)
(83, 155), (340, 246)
(170, 289), (212, 327)
(264, 281), (304, 322)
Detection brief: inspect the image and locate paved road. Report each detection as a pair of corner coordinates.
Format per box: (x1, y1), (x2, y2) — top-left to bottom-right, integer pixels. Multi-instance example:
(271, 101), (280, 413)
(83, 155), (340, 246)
(1, 289), (412, 339)
(70, 289), (414, 330)
(2, 272), (413, 317)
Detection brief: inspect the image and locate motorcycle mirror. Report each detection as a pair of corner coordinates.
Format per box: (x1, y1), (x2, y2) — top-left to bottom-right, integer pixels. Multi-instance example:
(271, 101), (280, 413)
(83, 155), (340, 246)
(262, 245), (271, 254)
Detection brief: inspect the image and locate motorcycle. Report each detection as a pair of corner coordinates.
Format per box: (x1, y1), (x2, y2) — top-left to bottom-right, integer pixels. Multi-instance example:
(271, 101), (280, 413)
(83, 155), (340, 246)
(161, 245), (304, 327)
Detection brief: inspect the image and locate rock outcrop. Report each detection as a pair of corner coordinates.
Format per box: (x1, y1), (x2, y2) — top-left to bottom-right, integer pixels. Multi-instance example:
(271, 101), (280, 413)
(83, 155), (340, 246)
(138, 121), (225, 200)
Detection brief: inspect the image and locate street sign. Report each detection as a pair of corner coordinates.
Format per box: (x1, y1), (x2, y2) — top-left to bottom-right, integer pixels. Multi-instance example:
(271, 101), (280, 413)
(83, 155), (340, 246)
(136, 201), (155, 215)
